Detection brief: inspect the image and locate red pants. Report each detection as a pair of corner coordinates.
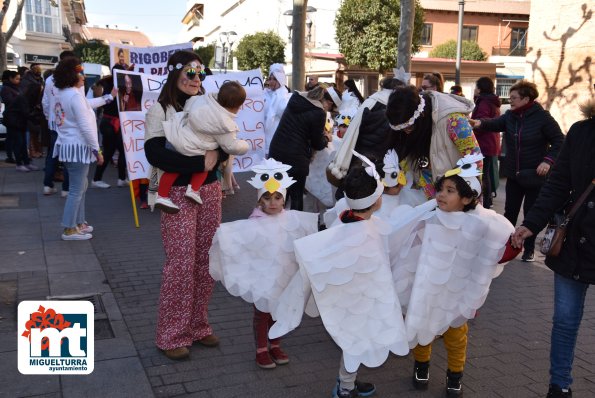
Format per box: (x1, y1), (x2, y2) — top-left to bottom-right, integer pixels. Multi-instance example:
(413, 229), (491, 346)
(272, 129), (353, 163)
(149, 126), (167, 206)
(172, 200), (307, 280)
(158, 171), (208, 197)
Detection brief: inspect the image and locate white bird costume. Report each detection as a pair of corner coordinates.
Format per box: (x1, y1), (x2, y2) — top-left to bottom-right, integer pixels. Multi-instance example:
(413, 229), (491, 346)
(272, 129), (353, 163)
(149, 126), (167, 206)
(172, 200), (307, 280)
(324, 149), (426, 227)
(403, 154), (515, 347)
(209, 159), (318, 313)
(272, 151), (410, 373)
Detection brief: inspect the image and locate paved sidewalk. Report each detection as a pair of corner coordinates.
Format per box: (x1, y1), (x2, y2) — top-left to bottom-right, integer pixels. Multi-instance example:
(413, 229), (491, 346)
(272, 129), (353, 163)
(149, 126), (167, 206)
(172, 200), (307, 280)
(1, 157), (595, 398)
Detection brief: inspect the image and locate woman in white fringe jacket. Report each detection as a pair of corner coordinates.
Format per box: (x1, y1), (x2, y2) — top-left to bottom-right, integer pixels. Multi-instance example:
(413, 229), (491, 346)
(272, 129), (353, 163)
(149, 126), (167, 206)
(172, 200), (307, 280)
(53, 57), (106, 241)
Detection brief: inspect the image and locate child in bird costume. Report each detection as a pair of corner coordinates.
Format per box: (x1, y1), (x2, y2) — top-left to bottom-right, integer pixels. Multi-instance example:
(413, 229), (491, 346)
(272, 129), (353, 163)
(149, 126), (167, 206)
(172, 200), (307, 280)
(208, 158), (319, 369)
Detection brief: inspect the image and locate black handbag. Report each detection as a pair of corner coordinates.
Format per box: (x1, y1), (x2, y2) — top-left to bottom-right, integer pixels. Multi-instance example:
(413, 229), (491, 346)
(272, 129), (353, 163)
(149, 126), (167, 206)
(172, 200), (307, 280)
(515, 169), (546, 189)
(540, 179), (595, 257)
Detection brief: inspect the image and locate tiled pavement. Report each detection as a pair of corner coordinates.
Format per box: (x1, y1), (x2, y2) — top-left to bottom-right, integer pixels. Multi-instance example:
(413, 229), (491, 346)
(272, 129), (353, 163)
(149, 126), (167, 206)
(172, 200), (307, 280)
(1, 157), (595, 398)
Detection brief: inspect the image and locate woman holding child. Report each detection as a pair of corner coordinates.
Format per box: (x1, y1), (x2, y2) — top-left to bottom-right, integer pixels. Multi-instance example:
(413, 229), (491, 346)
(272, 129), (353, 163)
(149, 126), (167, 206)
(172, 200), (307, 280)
(145, 50), (226, 360)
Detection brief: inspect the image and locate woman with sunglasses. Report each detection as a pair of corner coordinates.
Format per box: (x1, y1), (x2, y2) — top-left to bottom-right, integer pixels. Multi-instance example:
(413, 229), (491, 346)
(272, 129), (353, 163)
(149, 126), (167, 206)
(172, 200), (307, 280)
(145, 50), (227, 360)
(268, 84), (339, 210)
(52, 57), (104, 240)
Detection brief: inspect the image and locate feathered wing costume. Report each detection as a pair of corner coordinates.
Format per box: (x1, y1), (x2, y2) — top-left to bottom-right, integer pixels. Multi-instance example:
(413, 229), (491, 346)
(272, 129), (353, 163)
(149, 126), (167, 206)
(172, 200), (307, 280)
(404, 153), (515, 347)
(291, 217), (410, 373)
(209, 159), (318, 313)
(404, 206), (514, 347)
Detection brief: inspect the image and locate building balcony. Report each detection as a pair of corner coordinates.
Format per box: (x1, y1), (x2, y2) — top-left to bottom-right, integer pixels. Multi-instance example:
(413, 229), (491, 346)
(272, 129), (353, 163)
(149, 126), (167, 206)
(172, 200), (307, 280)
(492, 46), (526, 57)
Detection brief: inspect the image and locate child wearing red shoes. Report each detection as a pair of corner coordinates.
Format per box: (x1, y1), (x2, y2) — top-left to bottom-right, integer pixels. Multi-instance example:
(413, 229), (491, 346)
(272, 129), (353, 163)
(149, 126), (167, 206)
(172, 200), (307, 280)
(209, 158), (318, 369)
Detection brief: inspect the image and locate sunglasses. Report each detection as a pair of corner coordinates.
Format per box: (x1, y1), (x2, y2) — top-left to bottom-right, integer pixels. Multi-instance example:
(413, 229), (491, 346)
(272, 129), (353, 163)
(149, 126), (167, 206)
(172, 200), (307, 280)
(184, 67), (206, 81)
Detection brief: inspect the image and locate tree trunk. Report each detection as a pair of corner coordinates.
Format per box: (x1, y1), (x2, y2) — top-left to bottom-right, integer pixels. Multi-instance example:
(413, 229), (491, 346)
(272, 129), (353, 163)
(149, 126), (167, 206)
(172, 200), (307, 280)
(291, 0), (307, 91)
(397, 0), (415, 72)
(0, 0), (27, 71)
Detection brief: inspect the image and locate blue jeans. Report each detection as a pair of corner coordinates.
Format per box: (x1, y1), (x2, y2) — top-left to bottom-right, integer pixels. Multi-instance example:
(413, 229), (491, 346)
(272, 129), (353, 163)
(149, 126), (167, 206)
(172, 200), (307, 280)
(550, 273), (589, 389)
(44, 130), (69, 190)
(61, 162), (89, 228)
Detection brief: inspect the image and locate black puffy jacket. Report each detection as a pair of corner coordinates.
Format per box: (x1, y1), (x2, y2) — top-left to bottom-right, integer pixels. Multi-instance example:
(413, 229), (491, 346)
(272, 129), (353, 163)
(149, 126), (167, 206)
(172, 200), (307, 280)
(522, 109), (595, 283)
(479, 102), (564, 178)
(355, 102), (392, 159)
(268, 92), (328, 176)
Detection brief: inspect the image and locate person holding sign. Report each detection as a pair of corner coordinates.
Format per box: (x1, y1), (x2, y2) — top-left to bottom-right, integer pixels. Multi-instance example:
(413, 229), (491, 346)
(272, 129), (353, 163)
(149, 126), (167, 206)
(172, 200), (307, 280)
(145, 50), (228, 360)
(156, 80), (249, 213)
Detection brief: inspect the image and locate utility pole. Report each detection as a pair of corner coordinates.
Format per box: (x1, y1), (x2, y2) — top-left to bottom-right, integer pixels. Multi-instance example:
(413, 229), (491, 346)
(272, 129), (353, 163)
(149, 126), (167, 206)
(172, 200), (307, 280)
(397, 0), (415, 73)
(455, 0), (465, 85)
(291, 0), (306, 91)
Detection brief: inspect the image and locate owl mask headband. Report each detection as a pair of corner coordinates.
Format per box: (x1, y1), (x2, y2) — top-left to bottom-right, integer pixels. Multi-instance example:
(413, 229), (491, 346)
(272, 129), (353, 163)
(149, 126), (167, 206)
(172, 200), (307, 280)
(346, 150), (384, 210)
(444, 153), (484, 195)
(248, 158), (296, 201)
(382, 149), (407, 188)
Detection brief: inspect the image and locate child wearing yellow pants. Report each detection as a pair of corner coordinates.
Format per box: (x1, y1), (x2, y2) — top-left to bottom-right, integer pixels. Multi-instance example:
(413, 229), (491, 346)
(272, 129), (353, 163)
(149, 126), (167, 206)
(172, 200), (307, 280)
(412, 323), (468, 397)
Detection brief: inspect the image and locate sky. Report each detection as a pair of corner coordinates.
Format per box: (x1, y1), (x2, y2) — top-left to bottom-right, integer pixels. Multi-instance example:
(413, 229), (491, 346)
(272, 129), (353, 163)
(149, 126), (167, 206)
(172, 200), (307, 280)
(84, 0), (188, 46)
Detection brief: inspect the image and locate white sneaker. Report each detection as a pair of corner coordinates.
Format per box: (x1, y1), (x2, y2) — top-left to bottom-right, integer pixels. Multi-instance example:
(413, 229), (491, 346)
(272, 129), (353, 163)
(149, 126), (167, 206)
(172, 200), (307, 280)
(184, 185), (203, 204)
(61, 190), (69, 198)
(155, 195), (180, 214)
(43, 186), (57, 195)
(117, 179), (130, 187)
(25, 164), (39, 171)
(61, 231), (93, 241)
(77, 223), (94, 233)
(16, 165), (30, 172)
(91, 180), (110, 188)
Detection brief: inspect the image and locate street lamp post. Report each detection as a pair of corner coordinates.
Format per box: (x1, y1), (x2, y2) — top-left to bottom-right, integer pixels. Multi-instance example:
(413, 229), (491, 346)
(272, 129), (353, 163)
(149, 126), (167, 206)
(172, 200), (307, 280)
(283, 6), (317, 44)
(284, 4), (317, 90)
(219, 31), (238, 74)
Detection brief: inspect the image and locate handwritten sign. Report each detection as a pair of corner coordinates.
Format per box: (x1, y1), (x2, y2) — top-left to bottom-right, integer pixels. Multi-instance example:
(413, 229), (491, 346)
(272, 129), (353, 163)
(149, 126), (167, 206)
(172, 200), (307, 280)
(114, 69), (265, 179)
(202, 69), (266, 171)
(109, 43), (193, 75)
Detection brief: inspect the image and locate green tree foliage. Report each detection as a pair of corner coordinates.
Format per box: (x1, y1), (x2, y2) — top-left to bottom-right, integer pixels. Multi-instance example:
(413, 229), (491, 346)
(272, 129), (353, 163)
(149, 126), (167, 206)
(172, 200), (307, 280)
(74, 41), (110, 66)
(429, 39), (487, 61)
(195, 44), (215, 68)
(335, 0), (425, 72)
(234, 31), (285, 75)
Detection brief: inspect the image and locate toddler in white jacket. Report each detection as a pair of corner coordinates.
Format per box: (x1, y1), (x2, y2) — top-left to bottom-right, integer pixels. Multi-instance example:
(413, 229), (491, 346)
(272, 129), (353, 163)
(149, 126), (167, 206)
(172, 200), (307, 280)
(157, 80), (249, 213)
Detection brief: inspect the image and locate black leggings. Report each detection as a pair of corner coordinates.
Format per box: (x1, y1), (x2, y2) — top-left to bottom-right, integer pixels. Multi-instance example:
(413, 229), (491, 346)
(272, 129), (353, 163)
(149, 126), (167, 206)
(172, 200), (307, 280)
(93, 117), (127, 181)
(286, 173), (307, 211)
(504, 177), (541, 251)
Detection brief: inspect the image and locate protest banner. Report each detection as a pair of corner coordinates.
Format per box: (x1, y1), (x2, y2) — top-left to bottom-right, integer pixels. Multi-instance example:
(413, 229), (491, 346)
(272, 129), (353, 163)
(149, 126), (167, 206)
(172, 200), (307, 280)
(114, 68), (265, 182)
(202, 69), (266, 171)
(109, 43), (193, 75)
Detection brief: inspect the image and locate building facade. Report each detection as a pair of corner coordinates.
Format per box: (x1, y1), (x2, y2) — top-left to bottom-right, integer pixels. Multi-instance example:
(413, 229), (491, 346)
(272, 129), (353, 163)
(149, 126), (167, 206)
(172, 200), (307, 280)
(4, 0), (86, 70)
(525, 0), (594, 131)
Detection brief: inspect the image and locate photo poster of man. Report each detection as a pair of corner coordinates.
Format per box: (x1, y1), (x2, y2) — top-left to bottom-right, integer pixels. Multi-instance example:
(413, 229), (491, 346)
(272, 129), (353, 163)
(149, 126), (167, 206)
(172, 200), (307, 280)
(113, 69), (163, 181)
(202, 68), (266, 172)
(109, 42), (193, 75)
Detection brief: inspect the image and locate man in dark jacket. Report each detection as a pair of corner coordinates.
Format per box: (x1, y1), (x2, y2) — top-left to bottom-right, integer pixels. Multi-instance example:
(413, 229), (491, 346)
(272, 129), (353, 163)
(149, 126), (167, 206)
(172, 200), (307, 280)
(268, 85), (336, 210)
(471, 80), (564, 262)
(512, 99), (594, 398)
(1, 70), (22, 164)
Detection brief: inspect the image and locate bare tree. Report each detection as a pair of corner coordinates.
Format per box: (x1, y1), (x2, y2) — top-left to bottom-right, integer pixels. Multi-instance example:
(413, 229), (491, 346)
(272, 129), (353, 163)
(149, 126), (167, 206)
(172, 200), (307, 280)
(0, 0), (26, 71)
(397, 0), (415, 72)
